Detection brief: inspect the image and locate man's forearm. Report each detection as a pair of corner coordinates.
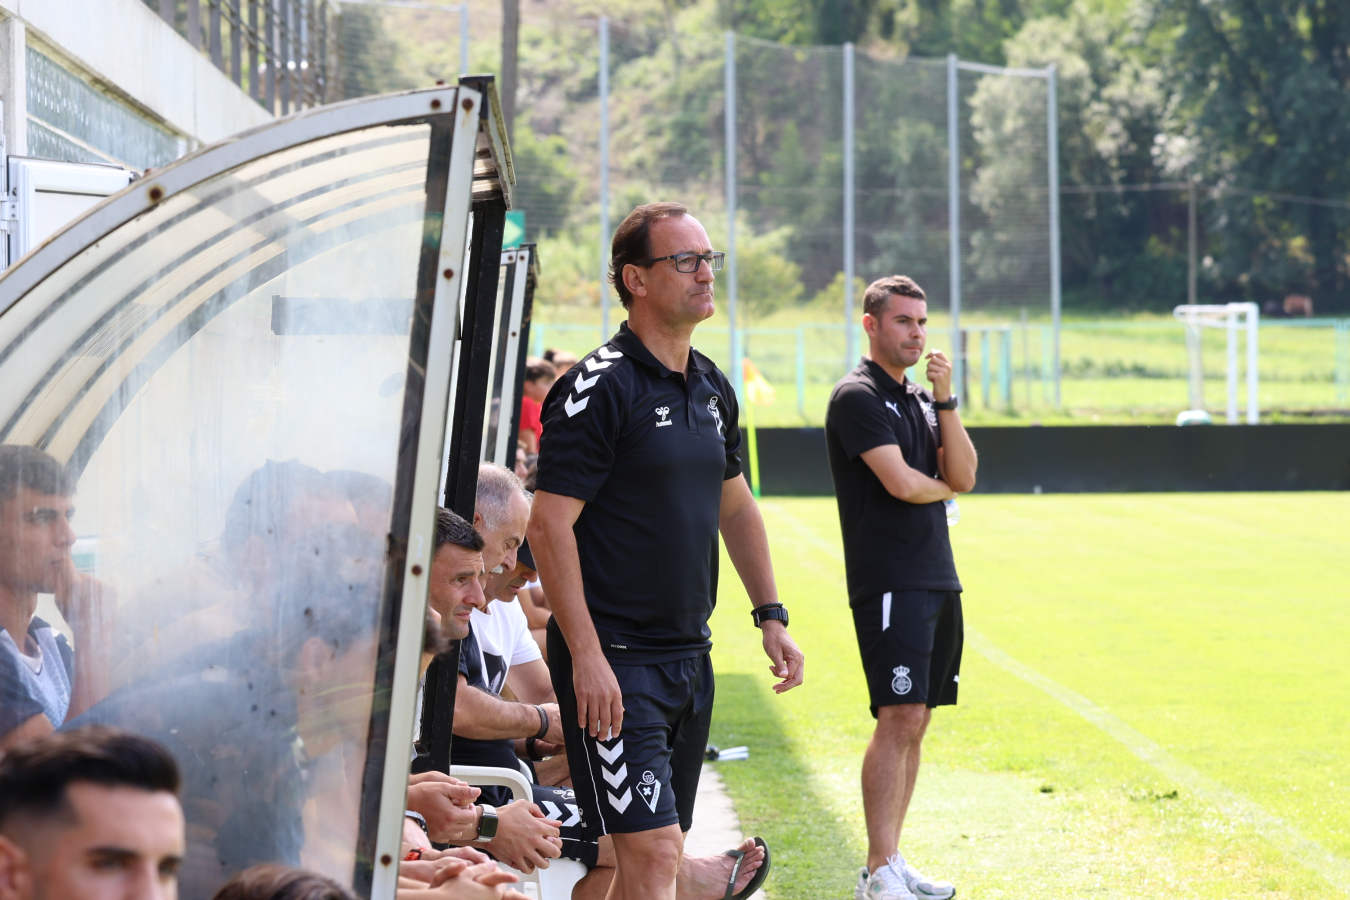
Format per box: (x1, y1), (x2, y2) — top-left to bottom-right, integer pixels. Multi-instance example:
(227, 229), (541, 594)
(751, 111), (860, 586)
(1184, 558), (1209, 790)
(454, 683), (549, 740)
(720, 499), (778, 608)
(938, 411), (978, 492)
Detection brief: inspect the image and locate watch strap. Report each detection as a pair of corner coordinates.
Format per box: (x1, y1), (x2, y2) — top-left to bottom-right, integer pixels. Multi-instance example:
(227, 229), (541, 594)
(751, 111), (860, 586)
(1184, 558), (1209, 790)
(751, 603), (788, 628)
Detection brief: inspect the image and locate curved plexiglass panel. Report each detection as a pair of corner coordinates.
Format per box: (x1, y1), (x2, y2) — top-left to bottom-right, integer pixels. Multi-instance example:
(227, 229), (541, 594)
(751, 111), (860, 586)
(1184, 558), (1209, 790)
(0, 102), (456, 898)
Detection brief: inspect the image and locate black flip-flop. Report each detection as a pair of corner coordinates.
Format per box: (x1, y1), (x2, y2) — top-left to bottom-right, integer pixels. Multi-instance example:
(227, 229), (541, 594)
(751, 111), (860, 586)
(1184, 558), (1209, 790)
(721, 836), (771, 900)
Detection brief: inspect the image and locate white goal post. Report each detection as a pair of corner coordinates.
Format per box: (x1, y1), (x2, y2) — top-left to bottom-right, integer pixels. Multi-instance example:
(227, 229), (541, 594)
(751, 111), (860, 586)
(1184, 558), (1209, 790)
(1172, 302), (1259, 424)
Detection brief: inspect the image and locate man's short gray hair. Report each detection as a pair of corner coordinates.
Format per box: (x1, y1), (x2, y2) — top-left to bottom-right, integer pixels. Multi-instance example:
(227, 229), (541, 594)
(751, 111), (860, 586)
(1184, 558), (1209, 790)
(476, 463), (529, 530)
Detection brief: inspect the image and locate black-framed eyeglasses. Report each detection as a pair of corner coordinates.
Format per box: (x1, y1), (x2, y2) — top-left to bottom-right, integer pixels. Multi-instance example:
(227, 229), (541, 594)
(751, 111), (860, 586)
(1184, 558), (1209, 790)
(639, 251), (726, 273)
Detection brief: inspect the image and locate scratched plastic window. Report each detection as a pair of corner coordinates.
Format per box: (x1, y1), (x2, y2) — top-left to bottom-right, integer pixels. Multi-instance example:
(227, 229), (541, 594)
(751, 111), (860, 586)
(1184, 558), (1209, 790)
(0, 118), (435, 894)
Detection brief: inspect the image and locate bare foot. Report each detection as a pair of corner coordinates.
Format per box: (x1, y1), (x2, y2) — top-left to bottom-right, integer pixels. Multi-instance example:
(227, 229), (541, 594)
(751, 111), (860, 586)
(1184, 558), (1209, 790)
(676, 838), (765, 900)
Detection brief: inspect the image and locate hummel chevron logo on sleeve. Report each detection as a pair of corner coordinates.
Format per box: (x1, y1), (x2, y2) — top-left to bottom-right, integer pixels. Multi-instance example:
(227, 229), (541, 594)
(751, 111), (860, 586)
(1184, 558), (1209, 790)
(573, 371), (600, 392)
(584, 356), (613, 373)
(565, 395), (590, 417)
(596, 346), (623, 360)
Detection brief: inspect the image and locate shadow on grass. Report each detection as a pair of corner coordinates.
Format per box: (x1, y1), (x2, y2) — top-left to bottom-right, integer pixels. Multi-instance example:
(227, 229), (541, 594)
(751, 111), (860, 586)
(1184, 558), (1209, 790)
(705, 672), (858, 898)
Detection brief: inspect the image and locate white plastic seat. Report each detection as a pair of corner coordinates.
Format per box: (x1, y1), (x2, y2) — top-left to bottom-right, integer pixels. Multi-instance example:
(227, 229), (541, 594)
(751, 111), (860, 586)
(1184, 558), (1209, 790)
(450, 764), (589, 899)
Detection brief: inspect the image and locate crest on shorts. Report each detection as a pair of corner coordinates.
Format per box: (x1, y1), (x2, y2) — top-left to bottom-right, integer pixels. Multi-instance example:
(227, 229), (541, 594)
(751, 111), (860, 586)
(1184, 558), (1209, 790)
(636, 770), (662, 813)
(891, 666), (913, 696)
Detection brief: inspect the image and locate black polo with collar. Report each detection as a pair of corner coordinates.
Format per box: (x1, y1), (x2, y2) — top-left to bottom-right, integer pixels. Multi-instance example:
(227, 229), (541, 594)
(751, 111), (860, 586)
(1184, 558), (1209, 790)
(826, 357), (961, 603)
(535, 322), (742, 662)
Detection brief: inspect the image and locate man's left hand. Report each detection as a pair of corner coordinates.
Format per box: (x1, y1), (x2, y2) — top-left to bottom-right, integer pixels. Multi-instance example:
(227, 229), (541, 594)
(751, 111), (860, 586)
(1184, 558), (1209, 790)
(761, 624), (804, 693)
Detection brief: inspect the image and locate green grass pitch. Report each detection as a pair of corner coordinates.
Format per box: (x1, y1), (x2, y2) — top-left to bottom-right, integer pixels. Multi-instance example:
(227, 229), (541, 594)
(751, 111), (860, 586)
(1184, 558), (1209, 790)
(706, 493), (1349, 899)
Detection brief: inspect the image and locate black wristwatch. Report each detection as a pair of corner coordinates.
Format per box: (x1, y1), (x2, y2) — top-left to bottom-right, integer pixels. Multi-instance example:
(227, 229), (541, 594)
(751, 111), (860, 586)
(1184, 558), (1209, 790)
(751, 603), (789, 628)
(473, 804), (498, 842)
(932, 395), (958, 411)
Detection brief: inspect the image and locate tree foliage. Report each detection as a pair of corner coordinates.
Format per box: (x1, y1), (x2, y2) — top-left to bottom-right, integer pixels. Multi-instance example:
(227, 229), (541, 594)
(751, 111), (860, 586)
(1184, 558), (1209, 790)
(1154, 0), (1350, 308)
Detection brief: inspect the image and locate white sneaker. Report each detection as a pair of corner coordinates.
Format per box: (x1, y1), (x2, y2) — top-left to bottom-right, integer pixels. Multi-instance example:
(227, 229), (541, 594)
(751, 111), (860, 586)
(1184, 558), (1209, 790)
(861, 855), (918, 900)
(854, 866), (870, 900)
(896, 854), (955, 900)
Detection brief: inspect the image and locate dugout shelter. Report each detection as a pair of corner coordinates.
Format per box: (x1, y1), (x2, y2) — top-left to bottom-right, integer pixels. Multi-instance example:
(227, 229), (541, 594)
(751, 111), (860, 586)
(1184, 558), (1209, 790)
(0, 78), (528, 898)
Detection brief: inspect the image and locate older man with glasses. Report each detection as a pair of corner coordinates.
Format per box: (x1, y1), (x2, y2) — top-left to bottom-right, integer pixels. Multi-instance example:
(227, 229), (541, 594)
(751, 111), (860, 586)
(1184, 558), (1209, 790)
(527, 201), (804, 900)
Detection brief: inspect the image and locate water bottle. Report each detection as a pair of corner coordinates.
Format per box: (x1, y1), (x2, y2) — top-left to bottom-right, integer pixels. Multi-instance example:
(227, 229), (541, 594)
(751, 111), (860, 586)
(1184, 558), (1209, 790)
(944, 498), (960, 527)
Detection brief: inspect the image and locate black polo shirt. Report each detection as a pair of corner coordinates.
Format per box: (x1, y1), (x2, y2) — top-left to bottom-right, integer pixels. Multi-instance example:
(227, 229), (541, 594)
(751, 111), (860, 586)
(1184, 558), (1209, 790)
(535, 322), (742, 662)
(825, 357), (961, 603)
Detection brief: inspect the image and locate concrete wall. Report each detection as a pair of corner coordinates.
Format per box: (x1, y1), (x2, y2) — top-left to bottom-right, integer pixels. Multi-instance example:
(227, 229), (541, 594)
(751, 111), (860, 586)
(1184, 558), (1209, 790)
(1, 0), (270, 156)
(753, 425), (1350, 495)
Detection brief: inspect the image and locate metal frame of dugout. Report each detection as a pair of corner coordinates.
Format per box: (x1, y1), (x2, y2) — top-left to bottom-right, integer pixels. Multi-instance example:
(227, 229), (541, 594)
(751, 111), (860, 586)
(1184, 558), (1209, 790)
(0, 78), (518, 898)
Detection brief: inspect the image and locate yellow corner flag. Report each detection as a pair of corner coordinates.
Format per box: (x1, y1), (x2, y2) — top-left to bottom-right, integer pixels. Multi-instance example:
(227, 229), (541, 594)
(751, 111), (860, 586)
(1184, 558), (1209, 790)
(742, 357), (776, 406)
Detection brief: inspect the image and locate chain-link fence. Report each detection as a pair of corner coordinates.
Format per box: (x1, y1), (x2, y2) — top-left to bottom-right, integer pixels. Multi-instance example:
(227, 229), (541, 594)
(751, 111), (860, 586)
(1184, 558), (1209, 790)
(329, 2), (1350, 425)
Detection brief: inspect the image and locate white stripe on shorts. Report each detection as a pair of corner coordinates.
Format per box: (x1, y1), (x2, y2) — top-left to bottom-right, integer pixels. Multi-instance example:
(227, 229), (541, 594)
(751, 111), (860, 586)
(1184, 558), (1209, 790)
(881, 591), (892, 631)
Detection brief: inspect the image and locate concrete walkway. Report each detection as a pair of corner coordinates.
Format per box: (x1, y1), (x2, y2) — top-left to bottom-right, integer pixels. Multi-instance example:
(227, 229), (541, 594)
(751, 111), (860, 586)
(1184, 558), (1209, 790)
(684, 763), (769, 900)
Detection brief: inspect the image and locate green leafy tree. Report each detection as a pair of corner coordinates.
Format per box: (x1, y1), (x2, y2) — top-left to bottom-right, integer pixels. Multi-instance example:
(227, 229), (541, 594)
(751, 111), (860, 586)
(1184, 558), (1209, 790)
(968, 10), (1176, 309)
(1155, 0), (1350, 311)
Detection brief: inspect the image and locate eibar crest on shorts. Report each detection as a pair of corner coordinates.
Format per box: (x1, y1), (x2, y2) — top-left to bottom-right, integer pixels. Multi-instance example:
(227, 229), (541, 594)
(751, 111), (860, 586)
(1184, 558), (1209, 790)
(891, 665), (913, 695)
(635, 770), (662, 813)
(597, 738), (632, 813)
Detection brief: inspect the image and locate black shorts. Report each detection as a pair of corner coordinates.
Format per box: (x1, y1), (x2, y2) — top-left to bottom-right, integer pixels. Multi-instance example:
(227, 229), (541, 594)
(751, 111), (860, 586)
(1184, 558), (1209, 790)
(547, 619), (713, 836)
(852, 590), (963, 716)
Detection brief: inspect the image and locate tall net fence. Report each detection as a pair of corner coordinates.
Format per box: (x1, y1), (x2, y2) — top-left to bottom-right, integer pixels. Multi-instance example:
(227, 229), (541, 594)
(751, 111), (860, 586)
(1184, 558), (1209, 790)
(328, 2), (1350, 424)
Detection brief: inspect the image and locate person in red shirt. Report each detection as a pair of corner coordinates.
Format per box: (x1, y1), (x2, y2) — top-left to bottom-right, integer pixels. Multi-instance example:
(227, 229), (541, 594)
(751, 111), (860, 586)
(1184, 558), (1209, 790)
(517, 358), (556, 454)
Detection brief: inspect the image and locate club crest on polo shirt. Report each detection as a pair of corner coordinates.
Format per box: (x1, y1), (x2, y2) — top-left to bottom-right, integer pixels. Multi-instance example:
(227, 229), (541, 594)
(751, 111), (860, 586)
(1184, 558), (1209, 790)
(919, 398), (937, 429)
(655, 405), (672, 427)
(891, 665), (913, 696)
(707, 395), (724, 435)
(636, 770), (662, 813)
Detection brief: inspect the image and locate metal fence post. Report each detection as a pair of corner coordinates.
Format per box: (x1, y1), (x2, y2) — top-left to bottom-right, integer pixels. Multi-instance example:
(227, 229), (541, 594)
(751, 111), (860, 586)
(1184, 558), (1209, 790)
(460, 3), (470, 75)
(1047, 63), (1062, 408)
(843, 42), (856, 373)
(796, 326), (806, 421)
(725, 30), (741, 399)
(599, 17), (610, 342)
(946, 53), (962, 396)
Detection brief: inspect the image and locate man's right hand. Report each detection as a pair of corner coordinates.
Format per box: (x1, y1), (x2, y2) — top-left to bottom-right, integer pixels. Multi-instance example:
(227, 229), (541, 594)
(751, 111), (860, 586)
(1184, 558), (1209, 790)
(482, 800), (562, 873)
(572, 651), (624, 739)
(406, 772), (481, 844)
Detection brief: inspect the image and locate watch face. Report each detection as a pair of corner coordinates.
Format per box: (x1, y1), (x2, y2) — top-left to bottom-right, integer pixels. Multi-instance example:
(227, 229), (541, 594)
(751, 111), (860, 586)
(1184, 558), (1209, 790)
(477, 806), (499, 840)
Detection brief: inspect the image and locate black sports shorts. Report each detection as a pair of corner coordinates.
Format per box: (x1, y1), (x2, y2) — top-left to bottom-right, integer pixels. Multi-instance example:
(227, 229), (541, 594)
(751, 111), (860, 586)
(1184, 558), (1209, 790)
(547, 619), (713, 837)
(852, 589), (962, 716)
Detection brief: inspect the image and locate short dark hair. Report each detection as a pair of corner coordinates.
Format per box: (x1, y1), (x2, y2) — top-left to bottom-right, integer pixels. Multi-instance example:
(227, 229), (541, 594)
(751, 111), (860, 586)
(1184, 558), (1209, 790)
(524, 357), (556, 383)
(0, 444), (73, 504)
(210, 864), (357, 900)
(609, 201), (688, 310)
(434, 507), (483, 552)
(862, 275), (926, 317)
(0, 726), (181, 828)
